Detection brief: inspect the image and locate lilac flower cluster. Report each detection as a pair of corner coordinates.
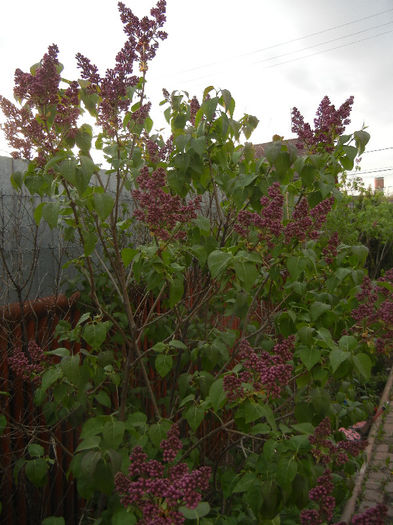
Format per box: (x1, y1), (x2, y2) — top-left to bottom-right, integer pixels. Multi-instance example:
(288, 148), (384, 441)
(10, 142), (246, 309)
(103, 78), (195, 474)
(309, 417), (367, 466)
(76, 1), (167, 135)
(350, 503), (388, 524)
(310, 197), (336, 230)
(291, 95), (354, 153)
(189, 96), (200, 125)
(300, 469), (335, 524)
(284, 195), (335, 243)
(115, 425), (211, 524)
(323, 232), (340, 265)
(352, 270), (393, 354)
(300, 471), (386, 525)
(235, 184), (335, 247)
(8, 341), (48, 385)
(132, 166), (201, 240)
(0, 45), (80, 164)
(144, 134), (173, 164)
(131, 103), (152, 125)
(235, 182), (283, 242)
(223, 337), (294, 401)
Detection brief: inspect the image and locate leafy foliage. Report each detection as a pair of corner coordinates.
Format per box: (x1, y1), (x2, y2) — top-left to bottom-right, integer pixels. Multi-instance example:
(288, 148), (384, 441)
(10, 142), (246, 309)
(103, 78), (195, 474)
(1, 1), (391, 524)
(327, 183), (393, 278)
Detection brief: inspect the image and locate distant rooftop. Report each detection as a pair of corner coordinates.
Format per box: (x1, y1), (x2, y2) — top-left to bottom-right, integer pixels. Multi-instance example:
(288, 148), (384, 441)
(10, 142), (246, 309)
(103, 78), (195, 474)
(253, 137), (303, 158)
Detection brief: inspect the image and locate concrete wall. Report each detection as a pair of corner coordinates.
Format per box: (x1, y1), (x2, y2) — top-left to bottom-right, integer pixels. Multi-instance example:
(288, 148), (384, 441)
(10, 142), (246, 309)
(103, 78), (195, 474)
(0, 156), (80, 305)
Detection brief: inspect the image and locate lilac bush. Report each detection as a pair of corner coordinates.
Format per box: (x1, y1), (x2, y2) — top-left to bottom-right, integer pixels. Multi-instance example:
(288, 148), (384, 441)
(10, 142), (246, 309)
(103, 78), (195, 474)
(3, 1), (391, 524)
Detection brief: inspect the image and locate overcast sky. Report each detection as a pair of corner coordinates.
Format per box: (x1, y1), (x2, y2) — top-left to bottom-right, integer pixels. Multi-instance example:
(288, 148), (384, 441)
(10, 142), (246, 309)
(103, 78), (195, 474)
(0, 0), (392, 189)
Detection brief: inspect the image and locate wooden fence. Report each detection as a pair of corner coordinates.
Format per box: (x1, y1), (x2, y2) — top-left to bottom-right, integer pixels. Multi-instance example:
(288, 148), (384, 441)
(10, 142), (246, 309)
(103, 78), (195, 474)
(0, 293), (81, 525)
(0, 290), (240, 524)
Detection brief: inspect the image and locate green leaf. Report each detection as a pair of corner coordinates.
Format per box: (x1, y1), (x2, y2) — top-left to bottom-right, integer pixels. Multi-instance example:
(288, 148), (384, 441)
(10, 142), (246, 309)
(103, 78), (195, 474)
(338, 335), (357, 352)
(221, 89), (235, 116)
(0, 414), (6, 436)
(93, 192), (114, 220)
(58, 158), (77, 184)
(33, 202), (45, 225)
(311, 388), (330, 416)
(121, 248), (138, 267)
(80, 450), (101, 477)
(350, 245), (368, 266)
(287, 256), (306, 280)
(75, 128), (92, 152)
(233, 261), (258, 290)
(299, 347), (320, 371)
(193, 216), (210, 233)
(329, 348), (350, 373)
(81, 91), (99, 117)
(10, 171), (24, 190)
(74, 168), (91, 195)
(155, 354), (173, 377)
(41, 367), (62, 392)
(75, 435), (101, 452)
(242, 402), (277, 431)
(169, 339), (187, 350)
(354, 130), (370, 155)
(250, 423), (270, 435)
(80, 155), (96, 176)
(60, 355), (80, 383)
(292, 422), (314, 434)
(277, 457), (297, 488)
(208, 378), (226, 412)
(42, 202), (59, 229)
(28, 444), (45, 457)
(316, 327), (336, 349)
(334, 267), (352, 282)
(353, 353), (372, 380)
(83, 321), (111, 349)
(169, 277), (184, 307)
(310, 301), (331, 321)
(81, 416), (108, 439)
(203, 86), (215, 99)
(233, 472), (258, 493)
(95, 390), (111, 408)
(83, 231), (97, 256)
(180, 502), (210, 519)
(25, 458), (48, 487)
(102, 420), (125, 449)
(190, 137), (206, 156)
(112, 509), (137, 525)
(45, 347), (70, 358)
(300, 165), (317, 187)
(207, 250), (232, 278)
(184, 405), (205, 431)
(179, 394), (196, 408)
(202, 97), (218, 121)
(152, 342), (167, 353)
(148, 421), (171, 447)
(244, 401), (267, 424)
(242, 114), (259, 139)
(297, 326), (314, 345)
(42, 517), (66, 525)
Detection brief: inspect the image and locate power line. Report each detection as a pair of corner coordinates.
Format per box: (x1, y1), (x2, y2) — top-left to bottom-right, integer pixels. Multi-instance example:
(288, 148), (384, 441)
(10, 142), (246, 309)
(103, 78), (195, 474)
(363, 147), (393, 154)
(174, 26), (393, 86)
(169, 7), (393, 77)
(264, 28), (393, 69)
(253, 19), (393, 65)
(246, 7), (393, 56)
(348, 167), (393, 176)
